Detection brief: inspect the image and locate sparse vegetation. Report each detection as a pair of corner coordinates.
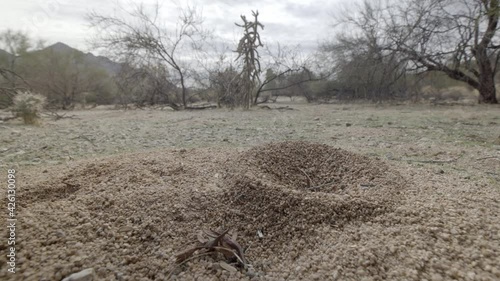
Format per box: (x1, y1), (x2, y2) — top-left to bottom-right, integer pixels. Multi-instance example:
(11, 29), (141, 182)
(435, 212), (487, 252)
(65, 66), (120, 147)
(87, 3), (208, 110)
(327, 0), (500, 104)
(4, 1), (500, 108)
(11, 91), (46, 124)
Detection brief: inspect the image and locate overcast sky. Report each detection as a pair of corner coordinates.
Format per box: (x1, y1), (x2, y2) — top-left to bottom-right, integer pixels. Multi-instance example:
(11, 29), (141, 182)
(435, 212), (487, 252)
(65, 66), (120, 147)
(0, 0), (351, 55)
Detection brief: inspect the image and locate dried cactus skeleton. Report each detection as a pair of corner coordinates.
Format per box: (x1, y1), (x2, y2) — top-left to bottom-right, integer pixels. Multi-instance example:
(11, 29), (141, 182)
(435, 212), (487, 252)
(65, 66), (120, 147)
(234, 10), (264, 109)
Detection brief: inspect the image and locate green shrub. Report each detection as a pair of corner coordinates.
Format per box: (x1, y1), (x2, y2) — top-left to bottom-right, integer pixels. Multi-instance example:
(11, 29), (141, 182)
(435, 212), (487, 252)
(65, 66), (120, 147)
(12, 91), (46, 124)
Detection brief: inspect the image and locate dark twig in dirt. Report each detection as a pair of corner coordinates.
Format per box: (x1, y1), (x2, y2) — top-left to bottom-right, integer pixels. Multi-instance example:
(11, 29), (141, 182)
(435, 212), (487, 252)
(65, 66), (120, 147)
(166, 252), (214, 280)
(62, 180), (80, 188)
(168, 229), (248, 279)
(308, 180), (336, 190)
(476, 156), (499, 161)
(276, 106), (295, 111)
(258, 106), (295, 111)
(44, 109), (79, 121)
(486, 172), (500, 179)
(0, 115), (17, 122)
(169, 117), (194, 124)
(71, 135), (97, 147)
(185, 105), (217, 110)
(298, 168), (313, 188)
(210, 230), (247, 265)
(403, 157), (460, 164)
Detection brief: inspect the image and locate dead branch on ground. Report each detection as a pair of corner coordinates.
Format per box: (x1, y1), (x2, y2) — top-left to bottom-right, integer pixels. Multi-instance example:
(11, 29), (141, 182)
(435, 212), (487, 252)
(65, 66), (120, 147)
(0, 115), (17, 122)
(403, 157), (460, 164)
(44, 109), (79, 121)
(476, 156), (499, 161)
(168, 229), (248, 279)
(70, 135), (96, 147)
(298, 168), (313, 188)
(185, 105), (217, 110)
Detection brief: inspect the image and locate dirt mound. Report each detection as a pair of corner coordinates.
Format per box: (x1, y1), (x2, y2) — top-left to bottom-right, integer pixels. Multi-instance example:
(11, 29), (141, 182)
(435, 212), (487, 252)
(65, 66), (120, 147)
(215, 141), (406, 250)
(4, 142), (500, 281)
(22, 157), (174, 204)
(234, 141), (403, 194)
(7, 149), (234, 281)
(8, 142), (408, 280)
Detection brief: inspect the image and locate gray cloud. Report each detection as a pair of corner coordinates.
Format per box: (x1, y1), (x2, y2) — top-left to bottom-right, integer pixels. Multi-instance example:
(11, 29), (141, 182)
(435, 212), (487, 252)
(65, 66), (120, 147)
(284, 1), (325, 18)
(0, 0), (347, 54)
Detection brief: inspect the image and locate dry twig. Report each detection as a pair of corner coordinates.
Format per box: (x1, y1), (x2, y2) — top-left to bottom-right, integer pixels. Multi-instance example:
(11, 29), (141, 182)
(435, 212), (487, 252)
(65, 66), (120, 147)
(0, 115), (17, 122)
(403, 157), (459, 164)
(71, 135), (97, 147)
(44, 109), (79, 120)
(476, 156), (499, 161)
(298, 168), (313, 188)
(168, 229), (248, 279)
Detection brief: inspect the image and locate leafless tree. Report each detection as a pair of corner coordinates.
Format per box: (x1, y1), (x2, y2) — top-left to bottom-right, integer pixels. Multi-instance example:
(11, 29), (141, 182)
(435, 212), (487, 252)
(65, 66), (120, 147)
(210, 65), (241, 108)
(190, 12), (327, 107)
(0, 30), (39, 108)
(321, 32), (409, 101)
(114, 61), (179, 110)
(87, 2), (208, 109)
(32, 48), (108, 109)
(0, 68), (31, 109)
(255, 44), (328, 103)
(333, 0), (500, 103)
(190, 46), (241, 108)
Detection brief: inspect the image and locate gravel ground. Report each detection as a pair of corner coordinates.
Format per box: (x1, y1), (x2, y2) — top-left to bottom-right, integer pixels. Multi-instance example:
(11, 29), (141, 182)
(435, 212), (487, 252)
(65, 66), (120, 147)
(0, 102), (499, 280)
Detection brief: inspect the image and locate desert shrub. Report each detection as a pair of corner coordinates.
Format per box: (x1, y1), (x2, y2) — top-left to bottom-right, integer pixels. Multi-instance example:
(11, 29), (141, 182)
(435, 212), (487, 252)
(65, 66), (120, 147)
(0, 91), (14, 109)
(187, 93), (202, 104)
(12, 91), (46, 124)
(420, 85), (477, 104)
(82, 90), (115, 106)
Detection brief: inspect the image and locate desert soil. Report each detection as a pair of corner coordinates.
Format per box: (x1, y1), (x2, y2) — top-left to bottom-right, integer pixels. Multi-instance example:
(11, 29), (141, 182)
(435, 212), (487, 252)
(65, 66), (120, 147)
(0, 102), (499, 280)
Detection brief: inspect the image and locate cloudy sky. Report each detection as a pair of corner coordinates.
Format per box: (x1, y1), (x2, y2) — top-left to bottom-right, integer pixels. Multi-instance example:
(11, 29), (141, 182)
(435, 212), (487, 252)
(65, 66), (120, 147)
(0, 0), (352, 55)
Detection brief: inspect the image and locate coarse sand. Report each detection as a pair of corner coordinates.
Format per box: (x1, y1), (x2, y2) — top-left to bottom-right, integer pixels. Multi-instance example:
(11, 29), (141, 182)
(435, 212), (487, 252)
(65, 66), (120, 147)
(1, 141), (499, 281)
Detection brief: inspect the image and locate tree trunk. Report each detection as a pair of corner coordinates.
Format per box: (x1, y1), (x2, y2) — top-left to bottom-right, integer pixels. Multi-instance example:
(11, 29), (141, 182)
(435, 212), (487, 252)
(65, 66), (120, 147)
(178, 70), (187, 109)
(475, 47), (499, 104)
(181, 86), (187, 109)
(475, 0), (499, 104)
(478, 73), (498, 104)
(253, 88), (260, 105)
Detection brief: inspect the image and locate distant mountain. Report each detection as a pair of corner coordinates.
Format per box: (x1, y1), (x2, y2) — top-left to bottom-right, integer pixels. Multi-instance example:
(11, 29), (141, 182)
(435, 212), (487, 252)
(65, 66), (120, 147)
(0, 48), (14, 64)
(41, 42), (123, 76)
(0, 42), (123, 76)
(46, 42), (73, 53)
(0, 48), (13, 58)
